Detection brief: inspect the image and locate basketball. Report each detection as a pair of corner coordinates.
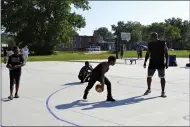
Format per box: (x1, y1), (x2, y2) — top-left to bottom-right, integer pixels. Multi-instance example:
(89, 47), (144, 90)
(95, 84), (104, 93)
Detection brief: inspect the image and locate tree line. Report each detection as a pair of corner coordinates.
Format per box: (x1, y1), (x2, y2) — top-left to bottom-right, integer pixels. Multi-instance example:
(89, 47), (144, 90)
(94, 17), (190, 50)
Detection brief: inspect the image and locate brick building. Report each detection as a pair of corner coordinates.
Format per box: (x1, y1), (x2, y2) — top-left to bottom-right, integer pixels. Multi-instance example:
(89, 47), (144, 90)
(60, 34), (103, 50)
(59, 33), (116, 51)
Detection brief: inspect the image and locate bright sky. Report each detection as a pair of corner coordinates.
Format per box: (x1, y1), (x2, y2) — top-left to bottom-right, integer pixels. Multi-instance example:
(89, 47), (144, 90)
(72, 1), (190, 36)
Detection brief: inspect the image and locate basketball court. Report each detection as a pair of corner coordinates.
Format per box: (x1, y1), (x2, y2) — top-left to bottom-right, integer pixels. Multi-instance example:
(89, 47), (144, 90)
(1, 58), (189, 126)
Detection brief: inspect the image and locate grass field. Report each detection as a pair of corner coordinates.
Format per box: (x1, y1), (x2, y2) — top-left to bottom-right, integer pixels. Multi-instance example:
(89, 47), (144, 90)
(1, 50), (189, 62)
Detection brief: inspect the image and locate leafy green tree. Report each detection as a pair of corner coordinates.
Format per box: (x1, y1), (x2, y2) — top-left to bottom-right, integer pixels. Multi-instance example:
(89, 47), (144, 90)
(165, 17), (190, 49)
(147, 22), (166, 39)
(112, 21), (142, 43)
(1, 33), (16, 48)
(1, 0), (90, 55)
(146, 22), (181, 48)
(111, 21), (142, 48)
(111, 21), (143, 58)
(93, 27), (114, 40)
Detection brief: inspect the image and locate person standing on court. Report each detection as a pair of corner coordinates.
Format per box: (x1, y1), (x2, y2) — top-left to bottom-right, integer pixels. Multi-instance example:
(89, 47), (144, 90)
(22, 45), (29, 64)
(6, 46), (25, 100)
(143, 32), (168, 97)
(120, 47), (124, 59)
(83, 56), (116, 102)
(136, 44), (142, 59)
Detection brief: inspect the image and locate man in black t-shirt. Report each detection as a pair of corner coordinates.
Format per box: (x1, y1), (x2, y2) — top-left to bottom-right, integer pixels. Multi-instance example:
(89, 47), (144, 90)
(83, 56), (116, 102)
(143, 32), (168, 97)
(6, 46), (25, 100)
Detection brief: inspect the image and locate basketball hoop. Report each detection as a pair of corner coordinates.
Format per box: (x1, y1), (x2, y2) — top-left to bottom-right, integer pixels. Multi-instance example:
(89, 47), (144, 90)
(121, 32), (131, 41)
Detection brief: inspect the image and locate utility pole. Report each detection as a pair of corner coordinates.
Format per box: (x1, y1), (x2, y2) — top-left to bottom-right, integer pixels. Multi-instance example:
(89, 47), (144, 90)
(115, 36), (119, 59)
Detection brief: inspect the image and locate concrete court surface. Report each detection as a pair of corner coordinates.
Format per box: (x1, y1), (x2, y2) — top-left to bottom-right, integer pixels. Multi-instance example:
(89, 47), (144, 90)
(1, 58), (190, 126)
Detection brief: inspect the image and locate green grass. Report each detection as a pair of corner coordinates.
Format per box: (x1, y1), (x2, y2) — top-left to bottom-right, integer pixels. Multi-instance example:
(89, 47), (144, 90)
(1, 50), (189, 62)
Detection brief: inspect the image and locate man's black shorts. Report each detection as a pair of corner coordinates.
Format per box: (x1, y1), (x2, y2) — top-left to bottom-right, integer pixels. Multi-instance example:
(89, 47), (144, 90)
(147, 69), (165, 78)
(10, 71), (21, 85)
(148, 60), (165, 78)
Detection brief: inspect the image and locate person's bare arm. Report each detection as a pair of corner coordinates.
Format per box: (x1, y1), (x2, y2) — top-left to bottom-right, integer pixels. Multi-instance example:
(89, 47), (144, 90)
(100, 63), (108, 87)
(6, 56), (12, 68)
(164, 42), (168, 67)
(100, 68), (105, 86)
(144, 49), (150, 64)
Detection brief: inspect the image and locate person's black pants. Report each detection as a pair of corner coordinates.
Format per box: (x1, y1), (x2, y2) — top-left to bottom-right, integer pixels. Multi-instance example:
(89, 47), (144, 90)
(84, 76), (112, 97)
(79, 72), (91, 82)
(10, 71), (21, 89)
(137, 52), (140, 59)
(139, 51), (142, 58)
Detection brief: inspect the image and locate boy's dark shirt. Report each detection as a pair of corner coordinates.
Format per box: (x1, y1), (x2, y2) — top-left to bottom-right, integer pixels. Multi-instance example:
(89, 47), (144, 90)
(148, 40), (167, 69)
(78, 65), (93, 76)
(91, 62), (109, 82)
(7, 54), (24, 72)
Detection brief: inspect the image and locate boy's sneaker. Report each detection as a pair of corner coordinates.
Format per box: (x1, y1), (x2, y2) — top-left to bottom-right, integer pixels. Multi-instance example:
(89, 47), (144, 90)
(8, 95), (13, 100)
(144, 89), (151, 95)
(15, 93), (19, 98)
(107, 96), (116, 102)
(161, 91), (167, 98)
(83, 92), (88, 100)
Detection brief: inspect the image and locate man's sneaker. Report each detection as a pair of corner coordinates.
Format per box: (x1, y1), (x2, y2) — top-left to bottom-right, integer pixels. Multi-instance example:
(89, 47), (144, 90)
(144, 89), (151, 95)
(8, 95), (13, 100)
(15, 93), (19, 98)
(107, 96), (116, 102)
(161, 92), (167, 98)
(83, 92), (88, 100)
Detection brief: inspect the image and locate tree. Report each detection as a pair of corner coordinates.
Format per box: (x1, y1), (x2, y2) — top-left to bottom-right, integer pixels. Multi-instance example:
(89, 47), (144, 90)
(1, 33), (16, 48)
(1, 0), (90, 55)
(165, 24), (181, 48)
(111, 21), (143, 48)
(110, 18), (189, 51)
(111, 21), (126, 58)
(165, 17), (190, 49)
(93, 27), (114, 40)
(145, 22), (181, 48)
(141, 25), (149, 41)
(111, 21), (143, 58)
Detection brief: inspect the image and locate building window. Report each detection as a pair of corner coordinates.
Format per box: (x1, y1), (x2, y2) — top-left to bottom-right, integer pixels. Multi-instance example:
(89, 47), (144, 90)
(79, 37), (81, 42)
(73, 37), (76, 41)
